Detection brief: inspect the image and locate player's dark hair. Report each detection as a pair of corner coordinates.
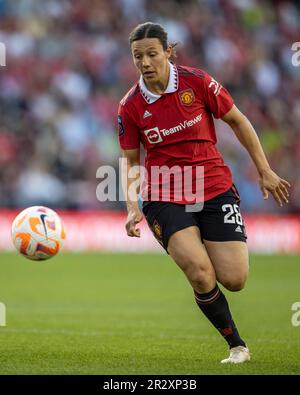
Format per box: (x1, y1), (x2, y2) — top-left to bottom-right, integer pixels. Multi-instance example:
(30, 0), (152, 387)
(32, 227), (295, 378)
(129, 22), (177, 62)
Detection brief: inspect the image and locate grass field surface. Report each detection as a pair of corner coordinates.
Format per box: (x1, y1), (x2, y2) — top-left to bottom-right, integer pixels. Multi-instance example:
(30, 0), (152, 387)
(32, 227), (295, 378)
(0, 252), (299, 375)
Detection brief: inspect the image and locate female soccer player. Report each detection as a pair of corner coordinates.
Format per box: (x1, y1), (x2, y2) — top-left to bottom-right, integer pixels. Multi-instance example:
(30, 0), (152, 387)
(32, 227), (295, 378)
(118, 22), (290, 363)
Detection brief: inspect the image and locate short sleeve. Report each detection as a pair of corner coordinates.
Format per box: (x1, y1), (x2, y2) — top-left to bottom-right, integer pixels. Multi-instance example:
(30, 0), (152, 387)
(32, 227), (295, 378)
(118, 103), (140, 150)
(203, 72), (234, 119)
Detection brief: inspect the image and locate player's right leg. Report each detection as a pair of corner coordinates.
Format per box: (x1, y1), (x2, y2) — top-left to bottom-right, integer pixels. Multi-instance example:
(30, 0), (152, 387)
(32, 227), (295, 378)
(142, 201), (215, 293)
(142, 201), (249, 362)
(167, 226), (247, 358)
(167, 225), (216, 293)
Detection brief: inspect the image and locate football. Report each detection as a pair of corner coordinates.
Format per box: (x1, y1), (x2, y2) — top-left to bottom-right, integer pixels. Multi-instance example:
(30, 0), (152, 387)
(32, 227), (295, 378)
(11, 206), (65, 261)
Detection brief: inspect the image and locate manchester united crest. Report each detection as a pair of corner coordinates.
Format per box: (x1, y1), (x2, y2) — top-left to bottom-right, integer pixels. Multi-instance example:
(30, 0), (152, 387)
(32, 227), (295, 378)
(179, 89), (195, 106)
(152, 220), (162, 239)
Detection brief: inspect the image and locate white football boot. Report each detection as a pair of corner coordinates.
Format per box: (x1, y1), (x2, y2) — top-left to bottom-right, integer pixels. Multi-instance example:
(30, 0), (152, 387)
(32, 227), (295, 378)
(220, 346), (250, 364)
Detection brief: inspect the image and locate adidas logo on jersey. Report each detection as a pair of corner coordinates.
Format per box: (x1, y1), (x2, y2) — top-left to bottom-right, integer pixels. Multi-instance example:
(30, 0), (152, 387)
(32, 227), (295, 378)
(235, 225), (243, 233)
(143, 110), (152, 118)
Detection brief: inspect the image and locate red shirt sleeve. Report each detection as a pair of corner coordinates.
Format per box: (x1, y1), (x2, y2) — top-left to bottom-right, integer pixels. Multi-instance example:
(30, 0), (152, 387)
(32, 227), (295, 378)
(202, 72), (234, 119)
(118, 103), (140, 150)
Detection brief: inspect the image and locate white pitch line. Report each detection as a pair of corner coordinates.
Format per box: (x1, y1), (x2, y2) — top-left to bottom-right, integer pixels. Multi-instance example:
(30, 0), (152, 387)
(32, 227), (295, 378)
(1, 327), (213, 340)
(2, 328), (298, 344)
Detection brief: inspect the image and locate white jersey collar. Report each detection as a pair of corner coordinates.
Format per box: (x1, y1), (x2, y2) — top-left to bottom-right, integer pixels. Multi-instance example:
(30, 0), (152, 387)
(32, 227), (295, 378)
(139, 62), (178, 104)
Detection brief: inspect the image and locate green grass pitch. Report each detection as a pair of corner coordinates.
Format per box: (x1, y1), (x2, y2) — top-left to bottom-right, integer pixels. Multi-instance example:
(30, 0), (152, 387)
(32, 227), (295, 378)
(0, 252), (299, 375)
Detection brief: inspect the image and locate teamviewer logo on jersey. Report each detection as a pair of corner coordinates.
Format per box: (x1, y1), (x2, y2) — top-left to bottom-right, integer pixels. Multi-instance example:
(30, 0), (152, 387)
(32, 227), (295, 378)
(144, 127), (163, 144)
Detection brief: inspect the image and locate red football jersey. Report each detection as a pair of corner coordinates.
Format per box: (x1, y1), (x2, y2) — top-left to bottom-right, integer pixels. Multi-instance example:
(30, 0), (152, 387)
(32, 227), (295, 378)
(118, 63), (234, 204)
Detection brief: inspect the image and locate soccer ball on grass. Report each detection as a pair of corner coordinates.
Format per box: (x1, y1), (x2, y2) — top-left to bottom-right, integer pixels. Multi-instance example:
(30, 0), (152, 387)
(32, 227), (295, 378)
(11, 206), (65, 261)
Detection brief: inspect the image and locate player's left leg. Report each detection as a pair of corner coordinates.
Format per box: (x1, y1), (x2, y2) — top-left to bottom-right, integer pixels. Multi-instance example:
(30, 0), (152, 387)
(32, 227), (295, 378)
(203, 240), (249, 292)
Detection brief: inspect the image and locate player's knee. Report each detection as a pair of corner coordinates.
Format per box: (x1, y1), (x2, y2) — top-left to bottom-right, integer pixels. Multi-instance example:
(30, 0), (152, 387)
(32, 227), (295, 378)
(187, 270), (202, 285)
(222, 275), (247, 292)
(186, 265), (215, 291)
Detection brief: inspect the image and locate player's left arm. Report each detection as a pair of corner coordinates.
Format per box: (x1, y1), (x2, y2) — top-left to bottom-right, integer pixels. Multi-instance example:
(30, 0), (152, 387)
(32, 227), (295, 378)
(222, 104), (291, 207)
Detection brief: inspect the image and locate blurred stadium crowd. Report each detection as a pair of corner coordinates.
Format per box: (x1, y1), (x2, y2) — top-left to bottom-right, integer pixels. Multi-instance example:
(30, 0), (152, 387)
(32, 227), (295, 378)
(0, 0), (299, 212)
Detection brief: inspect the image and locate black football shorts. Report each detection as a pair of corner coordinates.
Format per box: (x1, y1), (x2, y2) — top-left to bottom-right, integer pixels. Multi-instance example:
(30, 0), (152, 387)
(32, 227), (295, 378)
(142, 185), (247, 252)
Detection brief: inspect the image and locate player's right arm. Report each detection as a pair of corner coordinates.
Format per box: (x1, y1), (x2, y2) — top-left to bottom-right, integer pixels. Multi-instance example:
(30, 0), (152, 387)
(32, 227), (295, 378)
(118, 96), (143, 237)
(121, 148), (143, 237)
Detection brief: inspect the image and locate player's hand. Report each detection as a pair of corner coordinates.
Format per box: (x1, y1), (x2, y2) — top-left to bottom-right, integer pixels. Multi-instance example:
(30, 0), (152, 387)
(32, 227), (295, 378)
(259, 169), (291, 207)
(126, 208), (143, 237)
